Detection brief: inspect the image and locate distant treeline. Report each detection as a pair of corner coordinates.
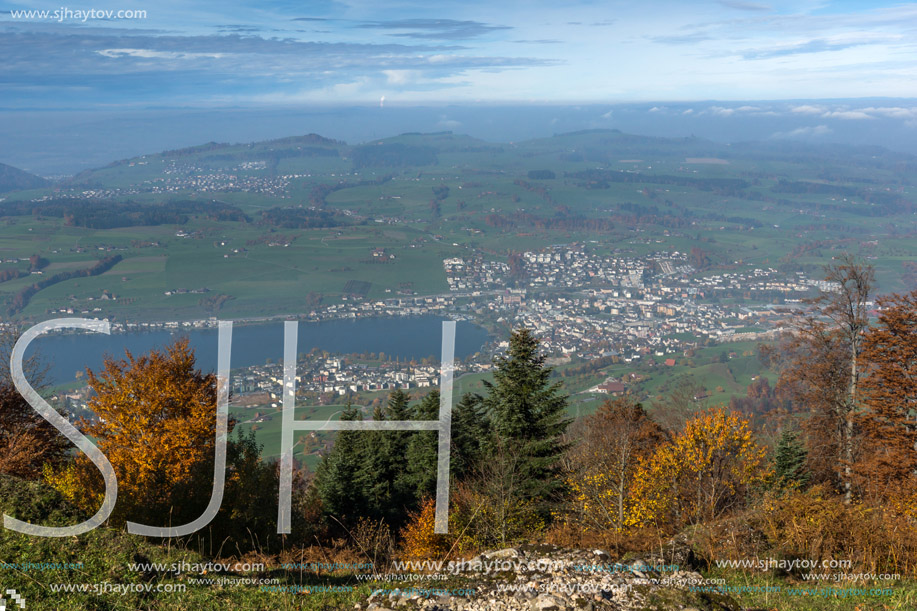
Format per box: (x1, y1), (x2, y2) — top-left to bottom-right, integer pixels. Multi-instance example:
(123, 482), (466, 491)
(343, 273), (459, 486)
(0, 199), (249, 228)
(7, 254), (122, 315)
(201, 147), (340, 165)
(0, 269), (28, 284)
(527, 170), (556, 180)
(567, 169), (750, 195)
(772, 180), (912, 216)
(351, 143), (438, 169)
(308, 175), (392, 208)
(159, 142), (232, 158)
(259, 207), (356, 229)
(261, 134), (344, 147)
(484, 211), (615, 232)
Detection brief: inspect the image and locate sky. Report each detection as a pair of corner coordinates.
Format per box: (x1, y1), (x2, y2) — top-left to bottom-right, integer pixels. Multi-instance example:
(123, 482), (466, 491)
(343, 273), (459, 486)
(2, 0), (917, 108)
(3, 1), (917, 174)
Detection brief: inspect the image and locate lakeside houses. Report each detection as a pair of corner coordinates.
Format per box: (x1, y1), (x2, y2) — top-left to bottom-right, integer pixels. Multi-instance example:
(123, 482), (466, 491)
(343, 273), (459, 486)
(33, 243), (824, 412)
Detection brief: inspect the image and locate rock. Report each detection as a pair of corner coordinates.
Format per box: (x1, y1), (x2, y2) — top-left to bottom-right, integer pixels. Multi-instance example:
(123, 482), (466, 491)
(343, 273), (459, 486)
(353, 545), (741, 611)
(530, 594), (561, 610)
(660, 535), (701, 570)
(485, 548), (521, 560)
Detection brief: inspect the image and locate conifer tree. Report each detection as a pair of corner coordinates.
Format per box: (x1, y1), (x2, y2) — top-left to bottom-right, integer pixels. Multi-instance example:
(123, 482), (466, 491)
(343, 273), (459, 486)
(451, 392), (489, 479)
(773, 429), (810, 490)
(482, 328), (570, 515)
(314, 404), (366, 522)
(402, 391), (440, 501)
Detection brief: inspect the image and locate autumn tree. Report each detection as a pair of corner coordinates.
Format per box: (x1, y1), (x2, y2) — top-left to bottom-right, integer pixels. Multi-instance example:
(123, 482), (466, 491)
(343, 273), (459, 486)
(452, 434), (545, 548)
(0, 384), (68, 479)
(649, 375), (707, 432)
(46, 339), (226, 525)
(771, 255), (873, 501)
(564, 398), (667, 531)
(629, 408), (768, 529)
(0, 328), (65, 479)
(856, 290), (917, 500)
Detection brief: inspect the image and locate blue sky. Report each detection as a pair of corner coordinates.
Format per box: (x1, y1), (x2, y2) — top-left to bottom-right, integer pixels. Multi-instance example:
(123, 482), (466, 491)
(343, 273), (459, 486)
(2, 0), (917, 109)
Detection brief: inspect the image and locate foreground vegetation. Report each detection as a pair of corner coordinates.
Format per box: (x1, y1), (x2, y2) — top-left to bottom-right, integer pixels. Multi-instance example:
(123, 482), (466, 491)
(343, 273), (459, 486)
(0, 258), (915, 608)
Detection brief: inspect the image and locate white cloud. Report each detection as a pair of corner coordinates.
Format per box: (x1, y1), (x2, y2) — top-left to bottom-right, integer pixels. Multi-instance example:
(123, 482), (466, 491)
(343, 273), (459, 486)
(97, 48), (225, 60)
(860, 106), (917, 119)
(791, 104), (825, 114)
(821, 110), (873, 120)
(708, 106), (735, 116)
(382, 69), (420, 85)
(771, 124), (832, 139)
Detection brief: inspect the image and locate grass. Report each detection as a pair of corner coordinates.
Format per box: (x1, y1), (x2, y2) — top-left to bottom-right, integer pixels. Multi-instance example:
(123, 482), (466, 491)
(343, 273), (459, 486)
(705, 569), (917, 610)
(0, 474), (377, 610)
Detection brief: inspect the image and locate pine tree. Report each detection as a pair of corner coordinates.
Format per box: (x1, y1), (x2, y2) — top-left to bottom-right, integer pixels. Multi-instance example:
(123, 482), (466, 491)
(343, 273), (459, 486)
(773, 429), (810, 490)
(482, 328), (570, 515)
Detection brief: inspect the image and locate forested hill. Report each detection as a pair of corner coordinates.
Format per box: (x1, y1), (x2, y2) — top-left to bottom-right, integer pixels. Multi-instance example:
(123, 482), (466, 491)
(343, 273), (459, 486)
(0, 162), (50, 193)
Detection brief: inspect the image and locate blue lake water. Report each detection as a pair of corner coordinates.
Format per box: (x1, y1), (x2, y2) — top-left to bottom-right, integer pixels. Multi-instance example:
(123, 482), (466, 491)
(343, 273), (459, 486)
(24, 316), (489, 386)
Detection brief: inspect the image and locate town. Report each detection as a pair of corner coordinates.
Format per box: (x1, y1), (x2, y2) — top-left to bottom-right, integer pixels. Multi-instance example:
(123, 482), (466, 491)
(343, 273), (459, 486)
(46, 242), (831, 417)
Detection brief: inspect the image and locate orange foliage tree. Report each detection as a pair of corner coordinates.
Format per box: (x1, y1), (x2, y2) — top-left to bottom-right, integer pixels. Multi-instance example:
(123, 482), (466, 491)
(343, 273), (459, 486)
(564, 398), (667, 532)
(857, 290), (917, 501)
(0, 384), (68, 479)
(45, 338), (224, 526)
(628, 408), (768, 530)
(398, 497), (452, 561)
(769, 256), (874, 500)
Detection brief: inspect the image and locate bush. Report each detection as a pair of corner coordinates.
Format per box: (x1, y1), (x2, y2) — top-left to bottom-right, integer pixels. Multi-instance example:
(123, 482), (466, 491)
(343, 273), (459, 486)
(695, 486), (917, 578)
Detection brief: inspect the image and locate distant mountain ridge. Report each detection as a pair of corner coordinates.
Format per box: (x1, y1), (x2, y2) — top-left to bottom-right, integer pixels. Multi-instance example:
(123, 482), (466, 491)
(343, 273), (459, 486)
(0, 162), (51, 193)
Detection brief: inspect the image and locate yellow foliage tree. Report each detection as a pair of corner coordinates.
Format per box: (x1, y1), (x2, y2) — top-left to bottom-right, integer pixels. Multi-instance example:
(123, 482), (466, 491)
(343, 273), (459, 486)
(564, 398), (666, 532)
(399, 497), (453, 561)
(45, 338), (223, 526)
(628, 408), (768, 530)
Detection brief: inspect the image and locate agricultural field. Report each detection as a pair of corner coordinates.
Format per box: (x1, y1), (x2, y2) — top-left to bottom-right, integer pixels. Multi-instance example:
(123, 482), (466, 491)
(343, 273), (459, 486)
(0, 129), (913, 325)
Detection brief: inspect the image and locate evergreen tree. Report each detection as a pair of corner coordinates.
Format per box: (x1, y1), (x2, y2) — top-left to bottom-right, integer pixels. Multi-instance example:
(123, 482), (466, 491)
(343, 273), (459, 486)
(774, 429), (810, 490)
(314, 404), (366, 522)
(357, 397), (394, 520)
(402, 391), (440, 500)
(482, 328), (571, 515)
(451, 392), (489, 479)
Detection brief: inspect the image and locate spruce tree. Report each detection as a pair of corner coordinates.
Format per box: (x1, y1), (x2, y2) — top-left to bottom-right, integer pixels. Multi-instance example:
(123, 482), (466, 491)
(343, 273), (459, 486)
(356, 398), (394, 520)
(314, 404), (366, 522)
(451, 392), (489, 479)
(482, 328), (571, 514)
(402, 390), (440, 500)
(774, 429), (811, 490)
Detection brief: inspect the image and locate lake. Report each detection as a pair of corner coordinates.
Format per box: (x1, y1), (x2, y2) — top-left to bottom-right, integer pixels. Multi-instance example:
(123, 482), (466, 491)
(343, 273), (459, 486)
(24, 316), (490, 386)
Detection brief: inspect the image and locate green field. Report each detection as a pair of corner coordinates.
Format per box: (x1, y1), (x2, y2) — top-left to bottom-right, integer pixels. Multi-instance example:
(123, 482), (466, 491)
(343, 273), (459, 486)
(1, 129), (914, 326)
